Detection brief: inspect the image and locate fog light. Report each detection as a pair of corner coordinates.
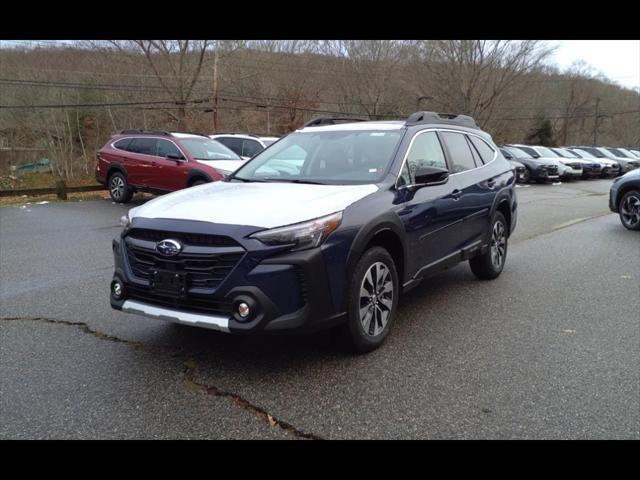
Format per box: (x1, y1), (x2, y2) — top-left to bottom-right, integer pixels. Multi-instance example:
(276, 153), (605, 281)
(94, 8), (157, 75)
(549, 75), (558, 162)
(238, 302), (250, 318)
(111, 280), (123, 300)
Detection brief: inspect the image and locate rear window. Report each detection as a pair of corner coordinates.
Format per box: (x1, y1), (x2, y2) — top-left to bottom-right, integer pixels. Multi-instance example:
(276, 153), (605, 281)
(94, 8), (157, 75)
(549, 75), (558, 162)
(113, 138), (132, 151)
(468, 136), (496, 164)
(440, 132), (477, 173)
(128, 138), (157, 156)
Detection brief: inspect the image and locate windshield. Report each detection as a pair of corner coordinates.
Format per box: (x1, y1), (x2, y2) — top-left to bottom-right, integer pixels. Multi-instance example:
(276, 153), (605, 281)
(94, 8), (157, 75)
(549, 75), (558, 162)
(179, 137), (241, 161)
(504, 146), (532, 160)
(231, 129), (404, 185)
(512, 146), (539, 158)
(535, 146), (561, 157)
(606, 147), (628, 158)
(556, 148), (580, 158)
(572, 148), (597, 159)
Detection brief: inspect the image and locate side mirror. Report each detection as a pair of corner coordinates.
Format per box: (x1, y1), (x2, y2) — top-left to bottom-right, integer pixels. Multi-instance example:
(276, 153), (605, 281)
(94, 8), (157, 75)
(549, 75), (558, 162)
(413, 166), (449, 186)
(166, 153), (185, 162)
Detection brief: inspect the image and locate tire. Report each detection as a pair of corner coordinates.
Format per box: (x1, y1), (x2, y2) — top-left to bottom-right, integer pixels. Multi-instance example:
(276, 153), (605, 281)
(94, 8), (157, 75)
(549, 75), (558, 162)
(618, 190), (640, 231)
(342, 246), (399, 353)
(108, 172), (133, 203)
(190, 178), (207, 187)
(469, 212), (508, 280)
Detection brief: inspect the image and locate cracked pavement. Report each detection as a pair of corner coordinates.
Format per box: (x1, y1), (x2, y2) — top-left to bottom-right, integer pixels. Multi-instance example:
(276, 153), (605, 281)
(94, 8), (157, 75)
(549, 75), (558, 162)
(1, 179), (638, 439)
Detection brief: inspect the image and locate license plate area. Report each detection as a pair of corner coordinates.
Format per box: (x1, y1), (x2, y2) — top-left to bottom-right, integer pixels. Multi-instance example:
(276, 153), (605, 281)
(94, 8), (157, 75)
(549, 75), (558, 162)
(150, 270), (187, 297)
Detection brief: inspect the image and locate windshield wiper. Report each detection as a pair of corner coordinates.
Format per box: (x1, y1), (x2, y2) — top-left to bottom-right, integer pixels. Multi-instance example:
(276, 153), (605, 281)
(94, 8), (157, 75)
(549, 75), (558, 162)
(192, 156), (240, 161)
(261, 178), (326, 185)
(230, 176), (266, 183)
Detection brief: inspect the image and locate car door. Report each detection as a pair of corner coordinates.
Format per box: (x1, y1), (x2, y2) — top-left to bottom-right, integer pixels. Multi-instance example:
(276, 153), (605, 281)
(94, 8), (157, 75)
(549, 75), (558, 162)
(126, 138), (158, 187)
(395, 130), (466, 273)
(149, 138), (189, 191)
(439, 131), (494, 248)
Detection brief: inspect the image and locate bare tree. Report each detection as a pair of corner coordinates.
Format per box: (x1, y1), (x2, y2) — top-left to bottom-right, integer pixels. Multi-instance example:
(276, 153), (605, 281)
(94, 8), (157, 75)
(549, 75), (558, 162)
(410, 40), (556, 127)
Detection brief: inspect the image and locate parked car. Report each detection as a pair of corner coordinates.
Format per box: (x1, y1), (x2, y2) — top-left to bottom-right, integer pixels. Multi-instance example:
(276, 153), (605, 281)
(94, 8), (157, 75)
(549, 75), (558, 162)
(110, 111), (518, 352)
(609, 168), (640, 230)
(616, 148), (640, 159)
(551, 147), (603, 178)
(210, 133), (280, 160)
(513, 145), (583, 180)
(498, 148), (529, 183)
(629, 149), (640, 158)
(569, 146), (638, 175)
(501, 145), (561, 183)
(96, 130), (246, 203)
(565, 147), (621, 177)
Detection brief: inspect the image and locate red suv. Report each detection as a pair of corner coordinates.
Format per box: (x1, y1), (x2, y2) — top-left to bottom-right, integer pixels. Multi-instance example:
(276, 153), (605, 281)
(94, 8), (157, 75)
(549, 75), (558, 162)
(95, 130), (246, 203)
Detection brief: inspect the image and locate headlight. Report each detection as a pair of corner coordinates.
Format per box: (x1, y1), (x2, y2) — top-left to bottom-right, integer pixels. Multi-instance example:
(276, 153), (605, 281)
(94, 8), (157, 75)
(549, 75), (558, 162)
(250, 211), (343, 251)
(120, 214), (130, 227)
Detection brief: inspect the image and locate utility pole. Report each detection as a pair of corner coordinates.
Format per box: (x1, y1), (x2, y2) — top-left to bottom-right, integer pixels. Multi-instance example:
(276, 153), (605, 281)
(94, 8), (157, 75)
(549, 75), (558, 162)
(212, 48), (219, 132)
(593, 97), (601, 146)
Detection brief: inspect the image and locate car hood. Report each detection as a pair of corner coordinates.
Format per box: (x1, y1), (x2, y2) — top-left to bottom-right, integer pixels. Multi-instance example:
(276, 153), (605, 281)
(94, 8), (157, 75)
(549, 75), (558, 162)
(195, 159), (247, 173)
(128, 181), (379, 229)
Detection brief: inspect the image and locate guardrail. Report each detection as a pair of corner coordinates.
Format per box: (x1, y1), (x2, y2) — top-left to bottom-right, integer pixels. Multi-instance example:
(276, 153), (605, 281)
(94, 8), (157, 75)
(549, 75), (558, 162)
(0, 181), (105, 199)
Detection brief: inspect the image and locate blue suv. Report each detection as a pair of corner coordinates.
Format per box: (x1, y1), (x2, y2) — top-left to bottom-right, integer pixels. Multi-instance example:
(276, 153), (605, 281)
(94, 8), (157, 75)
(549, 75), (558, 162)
(111, 112), (518, 352)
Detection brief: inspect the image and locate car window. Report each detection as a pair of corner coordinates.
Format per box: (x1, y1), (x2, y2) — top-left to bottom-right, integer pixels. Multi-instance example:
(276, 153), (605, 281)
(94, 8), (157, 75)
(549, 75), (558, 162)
(403, 131), (448, 183)
(180, 137), (241, 160)
(242, 139), (263, 158)
(156, 139), (183, 158)
(128, 138), (157, 156)
(514, 146), (539, 158)
(468, 136), (496, 164)
(113, 138), (132, 151)
(465, 136), (483, 167)
(215, 137), (243, 156)
(440, 132), (476, 173)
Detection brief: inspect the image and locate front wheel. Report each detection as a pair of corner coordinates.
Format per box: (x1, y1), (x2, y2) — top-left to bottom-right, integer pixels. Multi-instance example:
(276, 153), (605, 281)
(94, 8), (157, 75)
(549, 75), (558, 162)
(519, 168), (531, 184)
(619, 190), (640, 231)
(343, 247), (399, 353)
(469, 212), (508, 280)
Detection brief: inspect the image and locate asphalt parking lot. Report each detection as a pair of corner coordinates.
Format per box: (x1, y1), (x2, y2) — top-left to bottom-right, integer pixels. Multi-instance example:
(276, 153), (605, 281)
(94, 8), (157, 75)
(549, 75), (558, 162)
(1, 178), (638, 439)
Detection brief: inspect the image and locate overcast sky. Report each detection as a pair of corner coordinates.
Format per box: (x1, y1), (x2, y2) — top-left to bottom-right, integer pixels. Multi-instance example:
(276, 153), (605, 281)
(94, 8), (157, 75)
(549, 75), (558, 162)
(548, 40), (640, 90)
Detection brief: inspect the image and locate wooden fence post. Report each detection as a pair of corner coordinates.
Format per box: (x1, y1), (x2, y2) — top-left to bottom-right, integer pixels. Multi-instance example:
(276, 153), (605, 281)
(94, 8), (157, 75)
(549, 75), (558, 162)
(55, 180), (68, 200)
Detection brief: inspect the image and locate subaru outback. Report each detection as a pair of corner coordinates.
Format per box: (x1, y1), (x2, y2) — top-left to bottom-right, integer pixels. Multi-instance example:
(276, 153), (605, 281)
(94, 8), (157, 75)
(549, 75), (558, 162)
(96, 130), (245, 203)
(110, 112), (518, 352)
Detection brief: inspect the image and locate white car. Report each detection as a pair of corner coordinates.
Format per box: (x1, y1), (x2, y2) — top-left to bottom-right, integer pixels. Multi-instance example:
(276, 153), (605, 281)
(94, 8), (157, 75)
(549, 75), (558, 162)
(210, 133), (280, 160)
(509, 144), (578, 180)
(571, 146), (639, 175)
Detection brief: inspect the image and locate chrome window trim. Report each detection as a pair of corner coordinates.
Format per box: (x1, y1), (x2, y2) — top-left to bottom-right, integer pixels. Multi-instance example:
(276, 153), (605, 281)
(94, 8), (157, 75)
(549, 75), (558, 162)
(110, 136), (188, 161)
(395, 128), (498, 189)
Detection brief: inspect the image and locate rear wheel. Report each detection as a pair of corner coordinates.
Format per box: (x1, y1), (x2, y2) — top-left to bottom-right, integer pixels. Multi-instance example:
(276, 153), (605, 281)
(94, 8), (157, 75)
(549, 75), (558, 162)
(469, 212), (508, 280)
(343, 247), (399, 353)
(108, 172), (133, 203)
(619, 190), (640, 231)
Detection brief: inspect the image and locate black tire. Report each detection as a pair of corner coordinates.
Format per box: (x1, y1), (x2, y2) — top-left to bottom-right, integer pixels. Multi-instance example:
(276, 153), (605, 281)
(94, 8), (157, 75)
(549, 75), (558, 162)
(108, 172), (133, 203)
(190, 178), (207, 187)
(469, 212), (508, 280)
(618, 190), (640, 231)
(342, 246), (399, 353)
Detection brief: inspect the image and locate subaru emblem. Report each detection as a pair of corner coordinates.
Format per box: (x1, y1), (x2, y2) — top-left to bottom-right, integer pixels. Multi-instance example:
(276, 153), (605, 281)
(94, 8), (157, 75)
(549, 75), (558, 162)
(156, 239), (182, 256)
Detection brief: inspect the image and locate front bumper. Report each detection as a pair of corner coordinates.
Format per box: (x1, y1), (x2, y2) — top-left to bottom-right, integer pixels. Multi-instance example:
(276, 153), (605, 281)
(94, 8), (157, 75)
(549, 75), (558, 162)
(110, 218), (347, 334)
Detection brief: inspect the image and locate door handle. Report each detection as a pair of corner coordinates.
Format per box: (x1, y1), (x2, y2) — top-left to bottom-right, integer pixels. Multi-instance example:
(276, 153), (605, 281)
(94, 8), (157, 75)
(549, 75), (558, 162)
(451, 189), (462, 201)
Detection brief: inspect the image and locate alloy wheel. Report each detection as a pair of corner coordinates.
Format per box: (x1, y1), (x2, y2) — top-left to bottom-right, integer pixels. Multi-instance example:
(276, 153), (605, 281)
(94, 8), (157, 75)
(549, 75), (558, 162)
(110, 176), (125, 200)
(620, 194), (640, 228)
(490, 220), (506, 269)
(359, 262), (393, 337)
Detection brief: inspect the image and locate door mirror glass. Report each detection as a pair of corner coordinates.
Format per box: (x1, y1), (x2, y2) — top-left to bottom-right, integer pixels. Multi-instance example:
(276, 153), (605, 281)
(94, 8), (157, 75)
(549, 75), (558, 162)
(414, 166), (449, 185)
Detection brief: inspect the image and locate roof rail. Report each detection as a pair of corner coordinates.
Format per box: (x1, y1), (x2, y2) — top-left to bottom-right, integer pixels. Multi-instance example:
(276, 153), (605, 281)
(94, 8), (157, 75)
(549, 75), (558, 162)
(120, 129), (171, 136)
(302, 116), (368, 128)
(405, 111), (478, 129)
(210, 132), (261, 138)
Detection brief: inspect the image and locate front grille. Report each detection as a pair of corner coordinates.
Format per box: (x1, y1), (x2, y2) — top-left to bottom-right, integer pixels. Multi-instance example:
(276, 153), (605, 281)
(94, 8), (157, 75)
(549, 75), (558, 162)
(126, 228), (240, 247)
(123, 229), (245, 314)
(127, 286), (233, 316)
(544, 165), (558, 175)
